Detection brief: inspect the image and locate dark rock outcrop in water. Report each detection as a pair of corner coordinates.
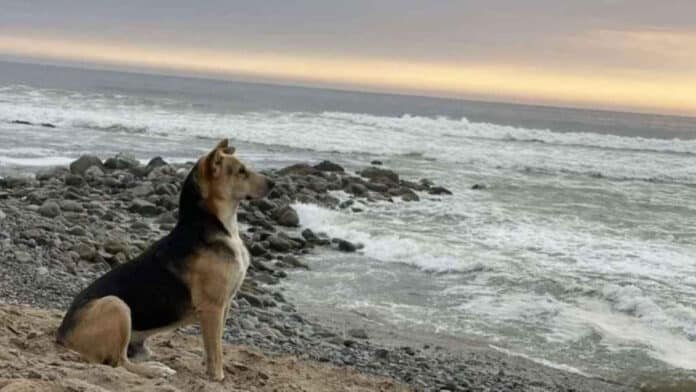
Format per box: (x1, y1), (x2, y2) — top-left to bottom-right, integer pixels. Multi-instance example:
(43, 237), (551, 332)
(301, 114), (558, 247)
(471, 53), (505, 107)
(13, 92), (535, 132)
(0, 154), (634, 392)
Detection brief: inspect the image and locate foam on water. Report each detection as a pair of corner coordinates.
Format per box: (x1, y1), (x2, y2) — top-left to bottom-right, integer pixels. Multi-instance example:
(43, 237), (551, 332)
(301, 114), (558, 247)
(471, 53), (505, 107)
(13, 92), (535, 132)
(3, 82), (696, 379)
(3, 84), (696, 183)
(293, 203), (467, 272)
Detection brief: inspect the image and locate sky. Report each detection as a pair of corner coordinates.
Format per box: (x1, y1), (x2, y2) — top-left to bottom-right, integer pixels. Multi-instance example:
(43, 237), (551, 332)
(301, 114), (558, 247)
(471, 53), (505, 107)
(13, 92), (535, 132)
(1, 0), (695, 116)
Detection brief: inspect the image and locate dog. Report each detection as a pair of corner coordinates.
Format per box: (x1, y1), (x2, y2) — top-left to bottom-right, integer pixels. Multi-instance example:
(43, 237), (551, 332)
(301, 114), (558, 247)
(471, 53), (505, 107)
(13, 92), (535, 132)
(56, 139), (274, 380)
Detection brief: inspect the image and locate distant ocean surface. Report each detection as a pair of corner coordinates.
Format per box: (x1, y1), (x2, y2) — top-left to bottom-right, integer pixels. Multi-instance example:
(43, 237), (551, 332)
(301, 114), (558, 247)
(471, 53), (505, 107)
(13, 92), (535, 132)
(1, 60), (696, 382)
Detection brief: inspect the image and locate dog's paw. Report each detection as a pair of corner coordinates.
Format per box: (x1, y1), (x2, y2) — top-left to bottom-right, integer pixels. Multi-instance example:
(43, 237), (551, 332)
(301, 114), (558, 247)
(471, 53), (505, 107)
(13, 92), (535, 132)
(208, 369), (225, 382)
(143, 361), (177, 378)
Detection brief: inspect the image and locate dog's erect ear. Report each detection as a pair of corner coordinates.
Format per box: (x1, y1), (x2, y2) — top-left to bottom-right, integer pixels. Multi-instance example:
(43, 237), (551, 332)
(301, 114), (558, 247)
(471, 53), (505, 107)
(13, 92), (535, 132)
(215, 139), (236, 155)
(207, 141), (226, 177)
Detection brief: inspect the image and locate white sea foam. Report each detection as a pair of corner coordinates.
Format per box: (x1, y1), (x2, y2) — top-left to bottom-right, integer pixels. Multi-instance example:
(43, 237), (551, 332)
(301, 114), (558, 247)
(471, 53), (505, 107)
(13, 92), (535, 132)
(2, 84), (696, 183)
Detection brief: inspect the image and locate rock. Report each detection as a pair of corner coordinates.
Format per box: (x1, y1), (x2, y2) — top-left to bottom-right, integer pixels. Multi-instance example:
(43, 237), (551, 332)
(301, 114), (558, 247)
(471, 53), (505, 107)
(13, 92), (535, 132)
(64, 174), (84, 186)
(471, 183), (488, 190)
(84, 165), (105, 177)
(428, 186), (452, 195)
(282, 255), (309, 270)
(269, 235), (292, 252)
(0, 209), (5, 220)
(103, 239), (129, 255)
(250, 242), (268, 256)
(70, 155), (103, 175)
(345, 183), (368, 197)
(301, 228), (319, 242)
(60, 200), (84, 212)
(278, 163), (320, 176)
(38, 201), (61, 218)
(40, 122), (56, 128)
(250, 198), (276, 212)
(400, 189), (420, 202)
(273, 205), (300, 227)
(154, 183), (177, 196)
(130, 183), (155, 197)
(66, 226), (87, 236)
(347, 328), (368, 339)
(129, 199), (159, 216)
(358, 167), (399, 183)
(11, 120), (32, 125)
(370, 160), (383, 166)
(336, 239), (357, 253)
(239, 293), (264, 307)
(146, 156), (168, 170)
(375, 348), (389, 359)
(73, 243), (96, 262)
(104, 153), (140, 170)
(314, 160), (345, 173)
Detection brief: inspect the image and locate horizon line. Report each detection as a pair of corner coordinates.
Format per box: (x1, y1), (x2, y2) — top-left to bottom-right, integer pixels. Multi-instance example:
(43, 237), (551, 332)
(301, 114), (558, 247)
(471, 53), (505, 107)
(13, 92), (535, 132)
(2, 57), (696, 121)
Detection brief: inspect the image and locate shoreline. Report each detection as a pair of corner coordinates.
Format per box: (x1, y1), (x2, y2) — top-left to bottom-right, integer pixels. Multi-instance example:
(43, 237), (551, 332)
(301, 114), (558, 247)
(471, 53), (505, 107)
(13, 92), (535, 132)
(0, 151), (644, 391)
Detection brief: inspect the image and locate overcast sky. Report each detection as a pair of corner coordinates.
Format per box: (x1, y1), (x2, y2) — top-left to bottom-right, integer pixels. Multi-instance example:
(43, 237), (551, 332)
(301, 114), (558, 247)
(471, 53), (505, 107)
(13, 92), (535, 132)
(1, 1), (695, 115)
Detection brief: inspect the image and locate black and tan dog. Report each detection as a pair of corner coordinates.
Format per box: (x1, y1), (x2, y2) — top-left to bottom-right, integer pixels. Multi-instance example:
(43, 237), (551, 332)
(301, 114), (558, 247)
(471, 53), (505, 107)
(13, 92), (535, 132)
(56, 139), (274, 380)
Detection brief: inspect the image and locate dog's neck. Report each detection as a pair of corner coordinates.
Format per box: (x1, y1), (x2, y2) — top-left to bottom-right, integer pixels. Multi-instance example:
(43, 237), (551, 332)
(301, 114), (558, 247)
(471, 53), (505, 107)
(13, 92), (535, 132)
(213, 199), (240, 238)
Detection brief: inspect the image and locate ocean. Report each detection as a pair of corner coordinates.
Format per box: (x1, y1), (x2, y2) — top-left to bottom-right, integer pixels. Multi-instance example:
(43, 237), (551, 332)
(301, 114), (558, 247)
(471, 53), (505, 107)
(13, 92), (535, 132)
(1, 60), (695, 382)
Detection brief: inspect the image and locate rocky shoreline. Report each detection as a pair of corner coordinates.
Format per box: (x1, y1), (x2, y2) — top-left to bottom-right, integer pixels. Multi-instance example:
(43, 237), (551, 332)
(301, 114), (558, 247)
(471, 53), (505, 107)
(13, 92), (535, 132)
(0, 153), (639, 392)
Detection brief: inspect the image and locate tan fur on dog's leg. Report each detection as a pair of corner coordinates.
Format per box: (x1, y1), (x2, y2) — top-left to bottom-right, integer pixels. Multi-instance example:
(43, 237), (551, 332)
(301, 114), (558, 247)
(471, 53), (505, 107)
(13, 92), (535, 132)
(62, 296), (175, 378)
(198, 306), (225, 381)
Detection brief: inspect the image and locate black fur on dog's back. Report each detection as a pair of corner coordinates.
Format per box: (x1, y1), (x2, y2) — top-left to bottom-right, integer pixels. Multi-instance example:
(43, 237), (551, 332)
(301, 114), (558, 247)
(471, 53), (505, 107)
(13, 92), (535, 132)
(57, 164), (231, 342)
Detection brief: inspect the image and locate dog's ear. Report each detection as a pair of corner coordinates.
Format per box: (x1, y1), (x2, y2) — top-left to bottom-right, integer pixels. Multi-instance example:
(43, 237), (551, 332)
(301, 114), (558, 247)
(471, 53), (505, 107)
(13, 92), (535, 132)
(215, 138), (236, 155)
(207, 140), (227, 177)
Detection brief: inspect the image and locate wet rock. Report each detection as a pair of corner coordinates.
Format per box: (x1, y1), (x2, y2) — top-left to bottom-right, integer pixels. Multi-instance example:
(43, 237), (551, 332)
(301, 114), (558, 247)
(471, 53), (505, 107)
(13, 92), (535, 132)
(59, 200), (84, 212)
(471, 183), (488, 190)
(314, 160), (345, 173)
(269, 235), (292, 252)
(38, 201), (61, 218)
(104, 153), (140, 170)
(370, 160), (383, 166)
(129, 199), (159, 216)
(155, 183), (177, 196)
(250, 242), (269, 256)
(345, 183), (368, 197)
(40, 122), (56, 128)
(70, 155), (104, 175)
(335, 239), (357, 253)
(64, 174), (84, 187)
(278, 163), (320, 176)
(301, 228), (319, 243)
(66, 226), (87, 236)
(400, 189), (420, 202)
(250, 198), (276, 212)
(84, 165), (105, 177)
(239, 293), (264, 307)
(11, 120), (32, 125)
(429, 186), (452, 195)
(358, 167), (399, 183)
(348, 328), (369, 339)
(130, 183), (155, 197)
(273, 205), (300, 227)
(282, 255), (309, 270)
(146, 156), (168, 170)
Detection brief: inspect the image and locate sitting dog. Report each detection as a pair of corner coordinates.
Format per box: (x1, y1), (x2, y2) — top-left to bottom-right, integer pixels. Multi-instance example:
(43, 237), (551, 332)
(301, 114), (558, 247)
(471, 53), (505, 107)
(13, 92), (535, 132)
(56, 139), (274, 380)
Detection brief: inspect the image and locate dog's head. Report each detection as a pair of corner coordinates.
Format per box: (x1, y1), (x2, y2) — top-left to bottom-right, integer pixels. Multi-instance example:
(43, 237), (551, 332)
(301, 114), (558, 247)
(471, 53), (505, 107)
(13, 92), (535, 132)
(198, 139), (274, 203)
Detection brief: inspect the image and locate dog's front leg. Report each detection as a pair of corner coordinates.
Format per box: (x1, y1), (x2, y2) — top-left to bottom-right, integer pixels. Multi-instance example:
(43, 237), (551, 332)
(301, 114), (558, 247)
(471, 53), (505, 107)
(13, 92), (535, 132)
(198, 305), (225, 381)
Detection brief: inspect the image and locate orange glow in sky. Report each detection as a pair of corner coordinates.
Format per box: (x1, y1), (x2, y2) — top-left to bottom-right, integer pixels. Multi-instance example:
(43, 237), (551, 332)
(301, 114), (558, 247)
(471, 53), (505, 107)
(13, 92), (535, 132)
(1, 35), (695, 116)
